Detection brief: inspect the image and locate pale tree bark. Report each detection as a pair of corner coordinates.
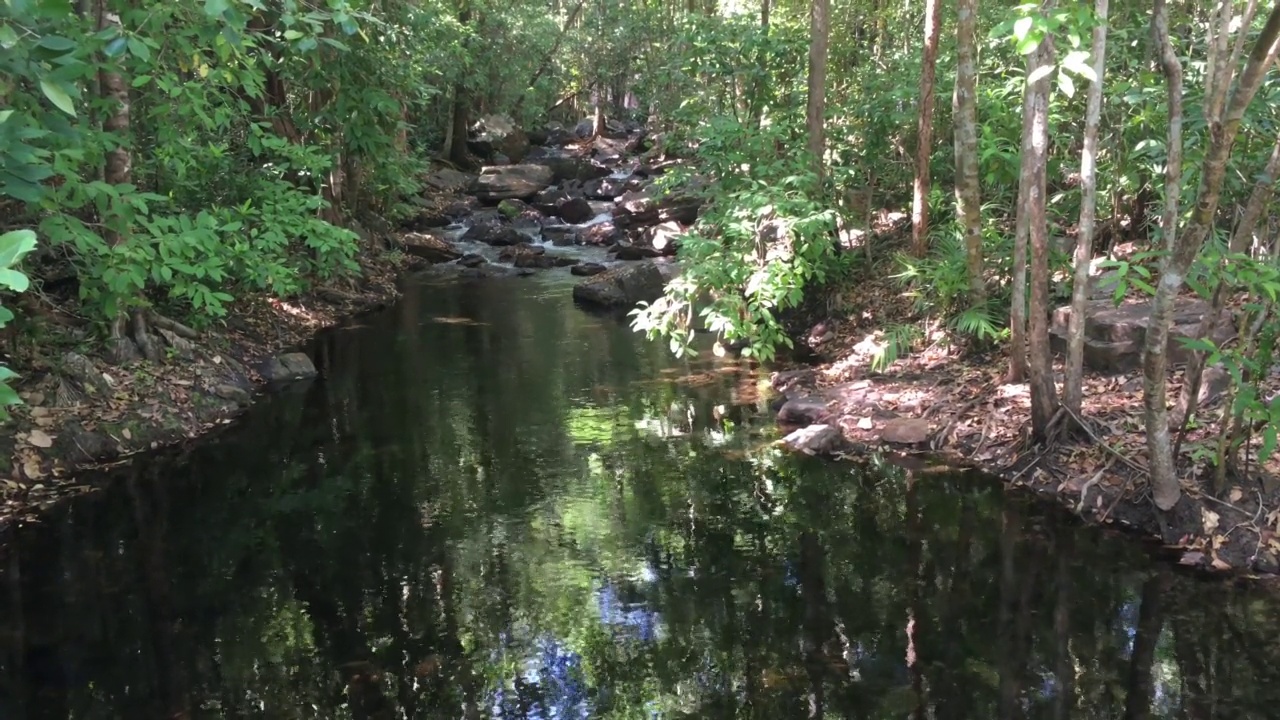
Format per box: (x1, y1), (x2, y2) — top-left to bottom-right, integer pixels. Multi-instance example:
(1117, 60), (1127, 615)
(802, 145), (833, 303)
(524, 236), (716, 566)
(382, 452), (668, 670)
(1026, 3), (1058, 440)
(1145, 1), (1280, 510)
(1005, 12), (1042, 385)
(806, 0), (829, 182)
(910, 0), (943, 257)
(953, 0), (984, 303)
(1065, 0), (1110, 420)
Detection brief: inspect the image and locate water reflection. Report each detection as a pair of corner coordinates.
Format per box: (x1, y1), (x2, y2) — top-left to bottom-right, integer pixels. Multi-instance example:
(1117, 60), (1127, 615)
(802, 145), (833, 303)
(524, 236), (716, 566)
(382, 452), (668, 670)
(0, 275), (1277, 719)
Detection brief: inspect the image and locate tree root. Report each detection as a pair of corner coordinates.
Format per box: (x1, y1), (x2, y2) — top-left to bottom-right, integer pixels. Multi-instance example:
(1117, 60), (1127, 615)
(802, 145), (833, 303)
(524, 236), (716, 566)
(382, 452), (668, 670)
(104, 309), (200, 365)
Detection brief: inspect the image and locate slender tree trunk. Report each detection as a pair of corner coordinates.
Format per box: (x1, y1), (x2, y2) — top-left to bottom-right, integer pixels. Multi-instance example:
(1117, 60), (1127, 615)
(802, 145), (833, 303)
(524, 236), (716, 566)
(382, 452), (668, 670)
(513, 0), (587, 115)
(1065, 0), (1110, 420)
(806, 0), (829, 182)
(448, 5), (473, 167)
(1027, 6), (1058, 439)
(96, 0), (143, 365)
(761, 0), (770, 28)
(1145, 1), (1280, 510)
(954, 0), (984, 303)
(910, 0), (942, 256)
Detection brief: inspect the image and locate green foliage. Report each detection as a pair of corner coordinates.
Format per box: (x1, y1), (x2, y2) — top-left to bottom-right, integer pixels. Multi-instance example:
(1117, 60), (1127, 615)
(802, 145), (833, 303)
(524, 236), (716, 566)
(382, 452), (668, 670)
(0, 230), (38, 419)
(630, 119), (843, 363)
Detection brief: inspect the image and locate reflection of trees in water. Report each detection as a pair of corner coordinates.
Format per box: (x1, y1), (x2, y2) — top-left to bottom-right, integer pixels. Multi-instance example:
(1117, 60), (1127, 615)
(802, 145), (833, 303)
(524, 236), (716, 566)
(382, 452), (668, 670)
(1, 279), (1279, 718)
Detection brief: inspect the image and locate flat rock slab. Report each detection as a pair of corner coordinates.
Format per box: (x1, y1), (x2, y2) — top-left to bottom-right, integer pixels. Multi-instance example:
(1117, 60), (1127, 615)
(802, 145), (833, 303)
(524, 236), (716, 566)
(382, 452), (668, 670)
(1050, 298), (1234, 374)
(880, 418), (931, 445)
(782, 424), (842, 455)
(571, 260), (666, 308)
(259, 352), (317, 383)
(471, 164), (554, 201)
(399, 232), (461, 263)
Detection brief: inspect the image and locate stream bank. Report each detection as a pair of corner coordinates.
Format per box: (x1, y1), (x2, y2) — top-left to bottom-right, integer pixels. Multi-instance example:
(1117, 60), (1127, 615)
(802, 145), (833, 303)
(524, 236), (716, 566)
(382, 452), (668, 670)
(0, 119), (700, 523)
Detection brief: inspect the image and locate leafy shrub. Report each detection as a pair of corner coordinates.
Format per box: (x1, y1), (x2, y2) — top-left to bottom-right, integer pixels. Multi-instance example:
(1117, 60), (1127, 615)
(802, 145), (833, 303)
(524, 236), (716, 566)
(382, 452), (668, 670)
(0, 230), (37, 419)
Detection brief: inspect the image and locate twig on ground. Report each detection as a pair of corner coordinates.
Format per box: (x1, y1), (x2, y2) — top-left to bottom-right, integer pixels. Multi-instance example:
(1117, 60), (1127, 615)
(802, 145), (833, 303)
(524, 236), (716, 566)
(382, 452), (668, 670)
(1061, 404), (1148, 475)
(1079, 458), (1115, 516)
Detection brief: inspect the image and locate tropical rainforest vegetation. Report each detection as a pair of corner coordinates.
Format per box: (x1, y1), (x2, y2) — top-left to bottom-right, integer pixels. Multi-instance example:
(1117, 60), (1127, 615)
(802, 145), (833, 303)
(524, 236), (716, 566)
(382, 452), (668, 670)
(5, 0), (1280, 513)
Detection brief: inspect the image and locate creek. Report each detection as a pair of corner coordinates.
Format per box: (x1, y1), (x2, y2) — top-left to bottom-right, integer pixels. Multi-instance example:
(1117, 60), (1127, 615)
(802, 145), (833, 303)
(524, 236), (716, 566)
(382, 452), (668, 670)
(0, 270), (1277, 719)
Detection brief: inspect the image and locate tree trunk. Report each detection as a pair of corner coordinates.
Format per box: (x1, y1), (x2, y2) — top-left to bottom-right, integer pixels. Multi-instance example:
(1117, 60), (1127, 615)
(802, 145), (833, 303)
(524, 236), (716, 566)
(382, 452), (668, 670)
(761, 0), (770, 28)
(448, 6), (473, 167)
(1144, 0), (1280, 510)
(1027, 3), (1058, 440)
(910, 0), (942, 256)
(953, 0), (983, 303)
(1065, 0), (1110, 420)
(1006, 8), (1044, 385)
(513, 0), (587, 115)
(806, 0), (829, 182)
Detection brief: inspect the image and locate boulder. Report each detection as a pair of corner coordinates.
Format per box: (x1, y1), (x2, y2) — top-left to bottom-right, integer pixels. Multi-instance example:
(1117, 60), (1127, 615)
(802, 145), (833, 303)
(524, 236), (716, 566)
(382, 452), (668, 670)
(462, 221), (527, 247)
(581, 221), (623, 246)
(782, 424), (842, 455)
(442, 197), (479, 217)
(613, 244), (663, 261)
(633, 220), (684, 254)
(259, 352), (317, 383)
(399, 232), (462, 263)
(542, 225), (580, 246)
(471, 164), (554, 201)
(1049, 298), (1235, 374)
(558, 197), (594, 224)
(571, 260), (667, 308)
(423, 168), (476, 193)
(531, 152), (611, 183)
(880, 418), (931, 445)
(584, 175), (640, 200)
(777, 396), (832, 425)
(571, 262), (607, 276)
(497, 198), (532, 218)
(468, 115), (530, 163)
(457, 253), (487, 268)
(574, 118), (595, 138)
(613, 186), (703, 228)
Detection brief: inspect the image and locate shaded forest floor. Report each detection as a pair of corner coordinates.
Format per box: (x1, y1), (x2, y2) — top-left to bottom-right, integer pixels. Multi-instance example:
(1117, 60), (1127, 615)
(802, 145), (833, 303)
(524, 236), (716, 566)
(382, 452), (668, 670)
(773, 224), (1280, 578)
(0, 246), (415, 522)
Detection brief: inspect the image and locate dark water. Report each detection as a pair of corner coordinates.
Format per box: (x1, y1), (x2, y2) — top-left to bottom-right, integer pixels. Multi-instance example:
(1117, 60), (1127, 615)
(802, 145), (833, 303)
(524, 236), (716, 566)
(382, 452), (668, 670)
(1, 274), (1278, 720)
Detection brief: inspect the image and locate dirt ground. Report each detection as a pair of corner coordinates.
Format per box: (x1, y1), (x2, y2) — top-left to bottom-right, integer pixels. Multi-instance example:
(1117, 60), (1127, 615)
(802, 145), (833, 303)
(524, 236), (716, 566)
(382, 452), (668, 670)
(0, 245), (418, 524)
(771, 229), (1280, 579)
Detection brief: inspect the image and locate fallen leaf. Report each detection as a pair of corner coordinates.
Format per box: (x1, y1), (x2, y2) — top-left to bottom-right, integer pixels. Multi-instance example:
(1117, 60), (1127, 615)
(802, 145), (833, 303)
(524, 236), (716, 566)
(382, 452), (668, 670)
(27, 429), (53, 448)
(22, 458), (42, 480)
(1229, 487), (1244, 503)
(1202, 508), (1220, 534)
(1210, 556), (1232, 571)
(122, 427), (132, 440)
(857, 416), (873, 430)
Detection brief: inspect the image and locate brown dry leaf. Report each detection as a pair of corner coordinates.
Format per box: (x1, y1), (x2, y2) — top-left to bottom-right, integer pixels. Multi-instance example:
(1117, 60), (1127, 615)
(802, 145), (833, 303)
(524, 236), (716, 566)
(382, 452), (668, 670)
(1202, 508), (1220, 534)
(857, 417), (873, 430)
(122, 427), (132, 440)
(1210, 556), (1232, 571)
(1229, 487), (1244, 503)
(22, 457), (42, 480)
(27, 429), (53, 448)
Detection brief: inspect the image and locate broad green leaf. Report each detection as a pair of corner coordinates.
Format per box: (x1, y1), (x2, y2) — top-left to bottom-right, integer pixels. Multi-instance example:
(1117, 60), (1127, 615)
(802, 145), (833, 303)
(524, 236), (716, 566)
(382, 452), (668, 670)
(1013, 16), (1034, 42)
(1057, 72), (1076, 98)
(39, 79), (76, 116)
(204, 0), (230, 16)
(0, 230), (37, 268)
(0, 268), (29, 293)
(104, 37), (127, 57)
(35, 35), (76, 52)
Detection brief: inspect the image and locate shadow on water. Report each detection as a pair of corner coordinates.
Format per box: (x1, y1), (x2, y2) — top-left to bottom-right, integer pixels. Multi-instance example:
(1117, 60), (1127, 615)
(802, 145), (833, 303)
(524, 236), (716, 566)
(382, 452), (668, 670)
(0, 274), (1279, 719)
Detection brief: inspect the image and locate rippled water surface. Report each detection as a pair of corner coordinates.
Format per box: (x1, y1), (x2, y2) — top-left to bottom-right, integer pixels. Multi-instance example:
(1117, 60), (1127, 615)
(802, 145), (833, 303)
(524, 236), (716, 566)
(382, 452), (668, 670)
(1, 272), (1277, 719)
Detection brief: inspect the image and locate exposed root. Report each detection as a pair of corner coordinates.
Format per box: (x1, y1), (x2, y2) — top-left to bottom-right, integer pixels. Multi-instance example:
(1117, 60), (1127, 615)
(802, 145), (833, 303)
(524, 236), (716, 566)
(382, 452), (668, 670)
(149, 312), (198, 340)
